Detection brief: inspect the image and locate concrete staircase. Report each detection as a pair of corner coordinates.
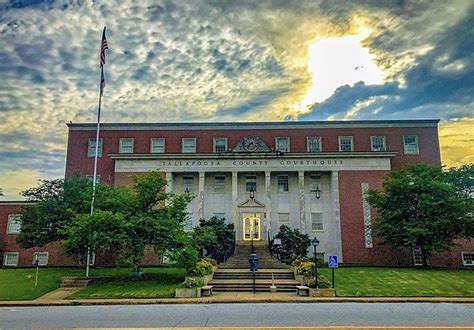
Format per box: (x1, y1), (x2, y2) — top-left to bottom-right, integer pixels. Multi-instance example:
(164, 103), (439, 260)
(210, 241), (300, 292)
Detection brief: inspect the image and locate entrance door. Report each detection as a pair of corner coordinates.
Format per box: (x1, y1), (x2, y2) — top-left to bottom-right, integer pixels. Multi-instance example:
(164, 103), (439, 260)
(242, 213), (261, 241)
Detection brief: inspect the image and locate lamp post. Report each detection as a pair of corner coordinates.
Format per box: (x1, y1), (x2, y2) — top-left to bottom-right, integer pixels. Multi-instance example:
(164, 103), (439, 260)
(311, 237), (320, 288)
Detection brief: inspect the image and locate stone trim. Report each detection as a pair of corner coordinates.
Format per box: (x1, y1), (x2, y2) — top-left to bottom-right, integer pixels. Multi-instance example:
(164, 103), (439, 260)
(361, 183), (373, 249)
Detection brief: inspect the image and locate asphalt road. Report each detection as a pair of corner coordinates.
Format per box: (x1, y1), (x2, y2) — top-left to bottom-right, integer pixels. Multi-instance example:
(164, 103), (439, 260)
(1, 303), (473, 328)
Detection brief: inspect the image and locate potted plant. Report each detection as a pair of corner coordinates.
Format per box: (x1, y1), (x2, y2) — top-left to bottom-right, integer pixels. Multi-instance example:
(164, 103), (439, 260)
(175, 278), (203, 298)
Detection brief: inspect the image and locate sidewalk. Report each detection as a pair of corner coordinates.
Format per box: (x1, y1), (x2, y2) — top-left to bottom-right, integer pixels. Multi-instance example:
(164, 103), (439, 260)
(1, 289), (473, 306)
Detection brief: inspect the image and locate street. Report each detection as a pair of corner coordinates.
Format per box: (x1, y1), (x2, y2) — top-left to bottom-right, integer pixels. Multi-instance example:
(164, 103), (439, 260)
(1, 303), (473, 327)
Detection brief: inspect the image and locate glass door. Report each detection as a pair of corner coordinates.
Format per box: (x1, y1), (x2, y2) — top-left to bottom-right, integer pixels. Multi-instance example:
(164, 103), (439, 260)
(242, 213), (261, 240)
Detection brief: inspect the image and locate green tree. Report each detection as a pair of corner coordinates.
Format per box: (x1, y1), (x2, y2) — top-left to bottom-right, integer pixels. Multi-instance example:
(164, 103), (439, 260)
(271, 225), (311, 263)
(367, 164), (474, 266)
(193, 216), (235, 263)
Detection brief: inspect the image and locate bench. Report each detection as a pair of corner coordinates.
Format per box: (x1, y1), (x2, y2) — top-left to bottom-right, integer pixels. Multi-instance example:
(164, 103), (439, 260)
(296, 285), (309, 296)
(201, 285), (213, 296)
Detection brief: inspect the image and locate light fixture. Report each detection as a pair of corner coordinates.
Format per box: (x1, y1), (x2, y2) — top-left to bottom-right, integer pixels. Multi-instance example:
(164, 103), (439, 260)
(311, 237), (320, 247)
(249, 189), (255, 199)
(184, 187), (190, 196)
(311, 185), (321, 199)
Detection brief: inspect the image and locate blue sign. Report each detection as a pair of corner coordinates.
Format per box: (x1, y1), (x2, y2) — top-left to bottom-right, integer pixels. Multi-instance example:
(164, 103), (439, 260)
(328, 255), (338, 268)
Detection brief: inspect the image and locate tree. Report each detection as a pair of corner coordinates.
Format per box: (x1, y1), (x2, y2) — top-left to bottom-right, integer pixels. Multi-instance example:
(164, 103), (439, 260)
(193, 216), (235, 263)
(17, 172), (191, 274)
(270, 225), (311, 263)
(367, 164), (474, 266)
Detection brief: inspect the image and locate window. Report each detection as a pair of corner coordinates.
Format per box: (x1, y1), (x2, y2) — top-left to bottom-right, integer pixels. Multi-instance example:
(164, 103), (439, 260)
(338, 136), (353, 152)
(183, 175), (194, 193)
(151, 138), (165, 153)
(85, 175), (101, 184)
(88, 138), (103, 158)
(246, 176), (257, 192)
(309, 175), (321, 191)
(413, 247), (423, 266)
(462, 252), (474, 266)
(185, 214), (193, 232)
(119, 138), (134, 153)
(278, 176), (289, 192)
(7, 214), (22, 234)
(371, 136), (386, 151)
(213, 138), (227, 153)
(182, 138), (196, 153)
(311, 213), (323, 231)
(278, 213), (290, 227)
(213, 213), (225, 219)
(404, 135), (419, 155)
(275, 137), (289, 152)
(3, 252), (19, 266)
(33, 252), (48, 266)
(213, 175), (226, 193)
(307, 137), (321, 152)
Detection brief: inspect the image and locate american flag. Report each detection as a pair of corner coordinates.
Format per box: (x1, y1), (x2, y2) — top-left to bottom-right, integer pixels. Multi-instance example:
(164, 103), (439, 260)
(100, 27), (108, 67)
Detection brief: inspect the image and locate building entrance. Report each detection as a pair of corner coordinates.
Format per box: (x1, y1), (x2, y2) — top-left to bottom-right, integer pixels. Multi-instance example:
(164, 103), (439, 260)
(242, 213), (261, 241)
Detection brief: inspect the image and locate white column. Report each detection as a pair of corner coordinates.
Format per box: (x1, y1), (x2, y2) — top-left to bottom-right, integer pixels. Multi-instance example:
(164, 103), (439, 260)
(265, 171), (272, 239)
(198, 172), (205, 220)
(231, 171), (238, 233)
(330, 171), (343, 262)
(298, 170), (306, 232)
(165, 172), (173, 206)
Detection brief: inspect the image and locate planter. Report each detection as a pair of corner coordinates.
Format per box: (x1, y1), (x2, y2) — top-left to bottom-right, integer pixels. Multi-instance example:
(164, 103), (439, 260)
(185, 274), (213, 285)
(295, 274), (305, 285)
(213, 265), (218, 273)
(175, 287), (201, 298)
(308, 288), (336, 297)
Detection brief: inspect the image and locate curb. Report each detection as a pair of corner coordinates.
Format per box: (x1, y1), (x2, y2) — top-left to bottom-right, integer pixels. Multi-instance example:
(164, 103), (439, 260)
(1, 297), (474, 307)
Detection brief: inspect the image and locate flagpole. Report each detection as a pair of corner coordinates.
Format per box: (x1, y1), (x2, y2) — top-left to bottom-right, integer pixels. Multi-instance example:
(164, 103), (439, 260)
(86, 26), (107, 278)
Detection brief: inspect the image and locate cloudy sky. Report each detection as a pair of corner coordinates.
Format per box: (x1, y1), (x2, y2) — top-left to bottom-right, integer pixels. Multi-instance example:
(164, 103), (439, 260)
(0, 0), (473, 199)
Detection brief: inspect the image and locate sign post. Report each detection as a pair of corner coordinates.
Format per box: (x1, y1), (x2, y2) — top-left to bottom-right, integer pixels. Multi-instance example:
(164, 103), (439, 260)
(328, 255), (338, 289)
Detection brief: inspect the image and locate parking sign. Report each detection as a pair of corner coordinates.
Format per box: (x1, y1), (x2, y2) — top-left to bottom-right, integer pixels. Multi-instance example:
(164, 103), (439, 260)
(328, 255), (338, 268)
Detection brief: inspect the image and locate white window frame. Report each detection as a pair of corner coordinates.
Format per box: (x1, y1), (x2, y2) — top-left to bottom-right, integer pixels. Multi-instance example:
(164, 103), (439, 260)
(403, 135), (419, 155)
(150, 138), (165, 153)
(371, 136), (386, 151)
(183, 175), (194, 194)
(213, 138), (228, 153)
(88, 138), (103, 158)
(413, 247), (423, 266)
(119, 138), (134, 153)
(275, 137), (290, 152)
(309, 175), (321, 192)
(246, 176), (257, 192)
(277, 175), (289, 193)
(311, 212), (323, 231)
(33, 252), (49, 266)
(307, 136), (322, 153)
(182, 138), (196, 153)
(278, 213), (290, 227)
(213, 175), (226, 193)
(7, 214), (22, 234)
(3, 252), (19, 266)
(462, 252), (474, 266)
(338, 136), (353, 152)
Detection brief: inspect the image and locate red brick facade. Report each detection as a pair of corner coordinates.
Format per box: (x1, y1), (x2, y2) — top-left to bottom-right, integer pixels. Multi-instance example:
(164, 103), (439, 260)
(2, 120), (472, 268)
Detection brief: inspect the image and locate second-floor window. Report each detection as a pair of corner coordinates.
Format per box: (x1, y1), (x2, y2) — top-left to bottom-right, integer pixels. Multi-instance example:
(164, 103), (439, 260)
(214, 138), (227, 153)
(275, 137), (289, 152)
(150, 138), (165, 153)
(88, 138), (103, 158)
(213, 175), (226, 193)
(246, 176), (257, 192)
(371, 136), (386, 151)
(339, 136), (353, 152)
(307, 137), (321, 152)
(119, 138), (134, 153)
(7, 214), (22, 234)
(404, 135), (419, 155)
(183, 175), (194, 193)
(182, 138), (196, 153)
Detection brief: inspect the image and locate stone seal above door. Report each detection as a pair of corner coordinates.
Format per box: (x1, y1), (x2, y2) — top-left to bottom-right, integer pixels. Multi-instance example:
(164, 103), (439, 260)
(232, 137), (272, 153)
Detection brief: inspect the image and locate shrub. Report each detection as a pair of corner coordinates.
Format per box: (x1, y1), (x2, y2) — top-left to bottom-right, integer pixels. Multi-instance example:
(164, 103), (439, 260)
(306, 275), (331, 289)
(291, 257), (308, 268)
(202, 257), (218, 266)
(186, 258), (214, 276)
(296, 261), (315, 277)
(270, 225), (310, 263)
(194, 216), (235, 263)
(183, 277), (202, 288)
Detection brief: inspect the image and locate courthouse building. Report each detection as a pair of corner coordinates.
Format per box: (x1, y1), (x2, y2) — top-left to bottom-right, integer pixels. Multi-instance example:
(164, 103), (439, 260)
(1, 119), (473, 267)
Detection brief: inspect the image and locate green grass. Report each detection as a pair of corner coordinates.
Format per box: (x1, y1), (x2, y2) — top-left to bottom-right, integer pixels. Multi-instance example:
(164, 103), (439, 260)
(68, 268), (186, 299)
(0, 267), (183, 301)
(318, 267), (474, 297)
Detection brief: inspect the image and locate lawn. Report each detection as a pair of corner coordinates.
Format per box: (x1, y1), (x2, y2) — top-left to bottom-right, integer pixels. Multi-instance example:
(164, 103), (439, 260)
(318, 267), (474, 297)
(0, 267), (184, 301)
(68, 267), (186, 299)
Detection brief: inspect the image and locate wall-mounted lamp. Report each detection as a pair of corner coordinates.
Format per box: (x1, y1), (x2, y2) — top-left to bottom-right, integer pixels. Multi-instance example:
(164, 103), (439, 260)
(311, 185), (321, 199)
(249, 189), (255, 199)
(184, 187), (190, 196)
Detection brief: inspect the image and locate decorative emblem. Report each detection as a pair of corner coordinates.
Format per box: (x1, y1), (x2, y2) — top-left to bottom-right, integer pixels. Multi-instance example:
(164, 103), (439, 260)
(232, 136), (271, 153)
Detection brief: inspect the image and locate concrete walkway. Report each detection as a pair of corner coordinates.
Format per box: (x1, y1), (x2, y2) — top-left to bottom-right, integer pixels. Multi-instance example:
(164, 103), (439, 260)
(1, 290), (473, 306)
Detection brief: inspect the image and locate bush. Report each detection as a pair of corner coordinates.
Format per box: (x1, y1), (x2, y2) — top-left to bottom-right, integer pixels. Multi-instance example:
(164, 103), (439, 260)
(270, 225), (310, 263)
(202, 257), (218, 266)
(194, 216), (235, 263)
(183, 277), (202, 288)
(186, 258), (214, 276)
(306, 275), (331, 289)
(296, 261), (315, 277)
